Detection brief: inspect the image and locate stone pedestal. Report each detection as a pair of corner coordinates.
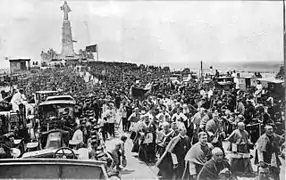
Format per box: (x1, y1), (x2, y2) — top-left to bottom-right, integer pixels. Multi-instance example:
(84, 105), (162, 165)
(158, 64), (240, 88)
(61, 20), (75, 58)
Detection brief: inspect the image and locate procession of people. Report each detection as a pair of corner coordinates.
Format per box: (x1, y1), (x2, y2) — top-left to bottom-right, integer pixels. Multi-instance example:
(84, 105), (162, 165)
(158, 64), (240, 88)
(0, 61), (285, 180)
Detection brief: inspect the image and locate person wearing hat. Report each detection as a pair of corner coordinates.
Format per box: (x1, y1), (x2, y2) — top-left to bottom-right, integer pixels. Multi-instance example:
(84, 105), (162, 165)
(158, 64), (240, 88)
(138, 113), (157, 164)
(120, 102), (129, 132)
(128, 107), (141, 138)
(10, 88), (27, 112)
(197, 147), (234, 180)
(171, 107), (188, 125)
(225, 122), (254, 176)
(0, 133), (14, 158)
(184, 132), (213, 180)
(156, 122), (174, 157)
(108, 139), (123, 170)
(192, 108), (206, 133)
(156, 125), (190, 180)
(206, 111), (225, 152)
(244, 100), (256, 125)
(236, 98), (245, 116)
(255, 125), (284, 180)
(221, 110), (235, 136)
(156, 105), (171, 125)
(199, 110), (212, 132)
(88, 134), (100, 160)
(103, 104), (116, 139)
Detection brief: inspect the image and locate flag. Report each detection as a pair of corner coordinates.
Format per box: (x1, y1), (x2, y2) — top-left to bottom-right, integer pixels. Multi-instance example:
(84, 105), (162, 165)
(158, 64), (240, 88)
(86, 44), (97, 52)
(130, 86), (151, 99)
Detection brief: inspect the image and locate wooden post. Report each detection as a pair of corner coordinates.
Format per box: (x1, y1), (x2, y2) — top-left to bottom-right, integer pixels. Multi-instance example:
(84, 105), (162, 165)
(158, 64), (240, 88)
(200, 60), (203, 82)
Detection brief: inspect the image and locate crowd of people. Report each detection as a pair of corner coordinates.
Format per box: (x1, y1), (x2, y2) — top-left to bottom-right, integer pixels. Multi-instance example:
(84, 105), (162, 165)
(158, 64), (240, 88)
(0, 61), (285, 180)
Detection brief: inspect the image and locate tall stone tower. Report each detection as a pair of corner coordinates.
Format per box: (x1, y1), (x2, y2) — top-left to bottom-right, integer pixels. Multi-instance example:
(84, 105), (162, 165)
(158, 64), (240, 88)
(60, 1), (75, 58)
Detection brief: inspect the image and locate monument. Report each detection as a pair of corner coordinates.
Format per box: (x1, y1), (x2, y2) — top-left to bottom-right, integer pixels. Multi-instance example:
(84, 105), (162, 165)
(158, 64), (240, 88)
(40, 1), (94, 66)
(60, 1), (76, 59)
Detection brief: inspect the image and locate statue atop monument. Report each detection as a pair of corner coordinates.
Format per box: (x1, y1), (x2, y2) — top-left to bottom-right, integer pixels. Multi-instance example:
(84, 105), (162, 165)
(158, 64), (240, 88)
(60, 1), (71, 20)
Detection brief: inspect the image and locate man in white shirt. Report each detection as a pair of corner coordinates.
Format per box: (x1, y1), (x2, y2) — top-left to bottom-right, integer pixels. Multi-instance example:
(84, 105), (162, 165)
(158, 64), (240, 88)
(207, 88), (213, 99)
(192, 108), (206, 130)
(234, 77), (239, 89)
(156, 105), (171, 124)
(145, 108), (155, 122)
(200, 89), (206, 98)
(172, 107), (188, 130)
(255, 81), (263, 99)
(172, 107), (184, 121)
(105, 104), (116, 138)
(163, 97), (171, 109)
(120, 102), (129, 132)
(72, 124), (84, 144)
(11, 89), (27, 112)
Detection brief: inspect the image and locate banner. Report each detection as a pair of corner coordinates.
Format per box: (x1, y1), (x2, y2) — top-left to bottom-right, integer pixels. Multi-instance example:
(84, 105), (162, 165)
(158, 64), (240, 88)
(130, 86), (151, 99)
(86, 44), (97, 52)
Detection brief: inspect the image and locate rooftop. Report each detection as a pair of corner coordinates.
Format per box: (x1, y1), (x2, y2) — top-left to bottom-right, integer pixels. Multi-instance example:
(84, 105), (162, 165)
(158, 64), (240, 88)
(9, 58), (31, 62)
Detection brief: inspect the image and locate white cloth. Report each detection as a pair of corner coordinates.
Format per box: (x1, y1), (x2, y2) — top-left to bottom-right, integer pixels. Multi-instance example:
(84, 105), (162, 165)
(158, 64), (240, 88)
(105, 109), (116, 123)
(121, 106), (127, 118)
(234, 77), (240, 89)
(72, 129), (83, 143)
(98, 118), (105, 127)
(77, 148), (89, 160)
(156, 112), (171, 123)
(11, 92), (27, 112)
(176, 121), (186, 131)
(200, 90), (206, 97)
(145, 112), (154, 122)
(208, 90), (213, 99)
(256, 84), (263, 91)
(143, 133), (153, 144)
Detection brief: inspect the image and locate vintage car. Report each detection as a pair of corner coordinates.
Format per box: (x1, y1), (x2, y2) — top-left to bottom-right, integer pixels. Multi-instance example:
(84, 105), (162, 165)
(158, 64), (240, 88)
(39, 129), (70, 150)
(35, 90), (60, 104)
(0, 158), (110, 179)
(38, 98), (76, 132)
(15, 129), (118, 179)
(46, 95), (75, 102)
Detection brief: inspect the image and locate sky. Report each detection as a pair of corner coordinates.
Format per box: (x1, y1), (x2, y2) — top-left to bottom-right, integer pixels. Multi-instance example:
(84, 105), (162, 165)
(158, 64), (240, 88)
(0, 0), (283, 69)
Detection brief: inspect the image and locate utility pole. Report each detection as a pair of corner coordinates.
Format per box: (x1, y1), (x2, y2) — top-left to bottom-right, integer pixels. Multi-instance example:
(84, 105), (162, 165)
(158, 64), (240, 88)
(96, 45), (99, 61)
(200, 60), (203, 82)
(84, 21), (91, 45)
(283, 0), (286, 117)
